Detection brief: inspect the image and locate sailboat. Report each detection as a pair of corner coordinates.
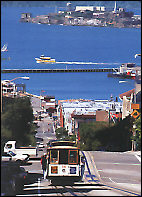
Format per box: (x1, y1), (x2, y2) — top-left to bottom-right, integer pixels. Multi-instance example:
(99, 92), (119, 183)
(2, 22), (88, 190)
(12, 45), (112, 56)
(1, 44), (8, 52)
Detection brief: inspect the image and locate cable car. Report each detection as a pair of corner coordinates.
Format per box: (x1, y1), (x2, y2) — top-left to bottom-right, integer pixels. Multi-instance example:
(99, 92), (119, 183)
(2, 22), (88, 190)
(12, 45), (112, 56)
(46, 140), (82, 184)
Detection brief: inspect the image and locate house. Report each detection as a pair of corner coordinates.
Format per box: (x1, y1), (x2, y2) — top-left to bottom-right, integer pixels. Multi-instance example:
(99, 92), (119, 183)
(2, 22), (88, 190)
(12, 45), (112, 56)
(40, 95), (56, 113)
(119, 89), (135, 119)
(119, 75), (141, 119)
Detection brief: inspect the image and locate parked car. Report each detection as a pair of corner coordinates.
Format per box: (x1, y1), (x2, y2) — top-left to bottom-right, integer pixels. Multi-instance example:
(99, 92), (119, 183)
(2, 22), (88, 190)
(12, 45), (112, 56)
(7, 151), (29, 163)
(1, 161), (28, 196)
(4, 141), (37, 157)
(38, 143), (44, 148)
(36, 137), (43, 142)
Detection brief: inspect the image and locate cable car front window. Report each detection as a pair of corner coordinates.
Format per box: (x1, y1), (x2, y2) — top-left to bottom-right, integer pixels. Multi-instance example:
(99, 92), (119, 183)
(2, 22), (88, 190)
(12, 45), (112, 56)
(59, 149), (68, 164)
(69, 150), (78, 164)
(50, 150), (58, 164)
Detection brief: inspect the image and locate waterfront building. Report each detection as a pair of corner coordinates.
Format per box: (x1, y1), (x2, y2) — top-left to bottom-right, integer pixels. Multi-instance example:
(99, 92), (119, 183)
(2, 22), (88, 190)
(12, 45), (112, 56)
(2, 80), (17, 96)
(2, 80), (26, 98)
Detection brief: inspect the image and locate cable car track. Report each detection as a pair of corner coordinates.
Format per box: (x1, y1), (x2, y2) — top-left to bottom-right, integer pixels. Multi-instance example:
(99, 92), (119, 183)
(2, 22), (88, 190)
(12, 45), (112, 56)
(17, 150), (140, 196)
(19, 173), (140, 196)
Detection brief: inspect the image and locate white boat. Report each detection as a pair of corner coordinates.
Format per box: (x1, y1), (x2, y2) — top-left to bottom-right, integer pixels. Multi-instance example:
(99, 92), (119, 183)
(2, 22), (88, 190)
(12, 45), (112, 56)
(1, 44), (8, 52)
(135, 54), (141, 58)
(35, 55), (56, 63)
(119, 81), (127, 83)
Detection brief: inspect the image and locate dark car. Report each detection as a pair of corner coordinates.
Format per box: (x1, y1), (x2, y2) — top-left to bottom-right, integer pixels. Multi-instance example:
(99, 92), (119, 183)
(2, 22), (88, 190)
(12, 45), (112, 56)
(1, 161), (28, 196)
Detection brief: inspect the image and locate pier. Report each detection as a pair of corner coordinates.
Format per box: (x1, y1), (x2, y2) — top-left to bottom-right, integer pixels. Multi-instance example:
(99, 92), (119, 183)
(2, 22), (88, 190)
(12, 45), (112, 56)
(2, 68), (118, 73)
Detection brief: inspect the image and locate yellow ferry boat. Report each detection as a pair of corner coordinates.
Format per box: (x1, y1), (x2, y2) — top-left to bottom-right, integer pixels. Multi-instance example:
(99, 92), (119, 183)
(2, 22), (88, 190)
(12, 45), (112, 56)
(35, 55), (56, 63)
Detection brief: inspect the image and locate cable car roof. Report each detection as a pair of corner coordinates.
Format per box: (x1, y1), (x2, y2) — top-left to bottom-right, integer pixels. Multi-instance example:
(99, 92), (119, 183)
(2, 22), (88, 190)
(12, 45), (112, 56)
(48, 140), (77, 147)
(47, 145), (79, 150)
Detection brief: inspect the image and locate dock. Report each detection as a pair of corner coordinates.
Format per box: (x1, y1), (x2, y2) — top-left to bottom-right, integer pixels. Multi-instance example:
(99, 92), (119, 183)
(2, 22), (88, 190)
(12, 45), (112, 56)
(2, 68), (118, 73)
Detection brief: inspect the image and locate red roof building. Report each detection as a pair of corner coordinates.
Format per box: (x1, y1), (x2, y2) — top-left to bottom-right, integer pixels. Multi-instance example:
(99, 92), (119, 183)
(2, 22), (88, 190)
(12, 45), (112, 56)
(119, 89), (135, 100)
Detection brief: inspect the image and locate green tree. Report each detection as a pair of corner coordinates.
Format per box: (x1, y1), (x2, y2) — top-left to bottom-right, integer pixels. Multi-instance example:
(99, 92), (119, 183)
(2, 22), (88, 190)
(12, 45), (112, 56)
(134, 116), (141, 150)
(55, 127), (68, 140)
(1, 96), (36, 150)
(79, 115), (132, 152)
(79, 121), (109, 150)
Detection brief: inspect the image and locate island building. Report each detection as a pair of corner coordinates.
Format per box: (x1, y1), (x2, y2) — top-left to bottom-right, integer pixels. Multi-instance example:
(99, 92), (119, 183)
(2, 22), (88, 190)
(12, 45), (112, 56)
(20, 13), (32, 22)
(74, 2), (118, 13)
(20, 1), (141, 28)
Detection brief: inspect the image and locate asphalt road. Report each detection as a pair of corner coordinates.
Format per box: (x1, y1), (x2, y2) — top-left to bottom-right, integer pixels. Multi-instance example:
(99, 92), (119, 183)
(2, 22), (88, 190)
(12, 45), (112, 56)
(36, 115), (56, 157)
(30, 96), (56, 157)
(19, 150), (141, 196)
(84, 151), (141, 194)
(30, 96), (41, 114)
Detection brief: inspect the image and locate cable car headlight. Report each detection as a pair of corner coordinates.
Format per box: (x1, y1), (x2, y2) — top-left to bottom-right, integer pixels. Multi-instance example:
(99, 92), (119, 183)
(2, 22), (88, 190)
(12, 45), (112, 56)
(62, 168), (66, 173)
(51, 166), (58, 174)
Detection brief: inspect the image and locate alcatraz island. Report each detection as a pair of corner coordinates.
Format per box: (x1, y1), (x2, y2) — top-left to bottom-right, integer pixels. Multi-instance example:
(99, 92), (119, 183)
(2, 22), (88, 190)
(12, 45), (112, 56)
(20, 2), (141, 28)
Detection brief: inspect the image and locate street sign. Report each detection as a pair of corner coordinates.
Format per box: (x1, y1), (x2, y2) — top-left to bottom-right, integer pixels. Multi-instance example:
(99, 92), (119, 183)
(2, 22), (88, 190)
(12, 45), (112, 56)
(131, 110), (140, 119)
(131, 103), (140, 110)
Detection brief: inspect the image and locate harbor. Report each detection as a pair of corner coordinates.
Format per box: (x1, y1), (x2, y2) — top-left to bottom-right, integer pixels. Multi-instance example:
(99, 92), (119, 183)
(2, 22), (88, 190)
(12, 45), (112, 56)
(107, 63), (141, 80)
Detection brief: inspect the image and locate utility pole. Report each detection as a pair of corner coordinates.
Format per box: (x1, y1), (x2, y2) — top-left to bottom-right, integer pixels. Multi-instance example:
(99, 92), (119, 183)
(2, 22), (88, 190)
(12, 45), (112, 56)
(132, 124), (137, 151)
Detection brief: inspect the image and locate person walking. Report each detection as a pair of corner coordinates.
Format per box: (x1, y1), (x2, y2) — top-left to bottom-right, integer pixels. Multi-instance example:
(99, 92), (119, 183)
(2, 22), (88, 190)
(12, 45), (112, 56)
(81, 156), (85, 181)
(41, 153), (47, 179)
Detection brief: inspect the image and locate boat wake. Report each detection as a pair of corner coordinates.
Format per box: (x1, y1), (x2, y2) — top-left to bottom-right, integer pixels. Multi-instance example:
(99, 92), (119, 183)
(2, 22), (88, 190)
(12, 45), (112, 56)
(55, 61), (120, 65)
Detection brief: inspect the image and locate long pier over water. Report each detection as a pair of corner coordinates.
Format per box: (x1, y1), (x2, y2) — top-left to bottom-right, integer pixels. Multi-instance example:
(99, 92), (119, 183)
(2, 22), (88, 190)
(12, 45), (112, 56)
(2, 68), (118, 73)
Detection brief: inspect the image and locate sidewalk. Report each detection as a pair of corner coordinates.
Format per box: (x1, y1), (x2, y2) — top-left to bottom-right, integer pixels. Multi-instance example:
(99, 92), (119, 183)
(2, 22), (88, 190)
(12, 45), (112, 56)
(126, 151), (141, 156)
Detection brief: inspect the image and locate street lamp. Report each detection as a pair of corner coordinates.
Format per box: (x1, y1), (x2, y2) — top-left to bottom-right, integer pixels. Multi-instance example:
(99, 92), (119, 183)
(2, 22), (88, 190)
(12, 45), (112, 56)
(1, 76), (30, 112)
(7, 76), (30, 83)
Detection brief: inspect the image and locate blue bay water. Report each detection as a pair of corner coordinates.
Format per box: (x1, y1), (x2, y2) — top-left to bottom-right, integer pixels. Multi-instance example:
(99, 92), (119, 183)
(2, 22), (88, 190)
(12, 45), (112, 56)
(1, 6), (141, 101)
